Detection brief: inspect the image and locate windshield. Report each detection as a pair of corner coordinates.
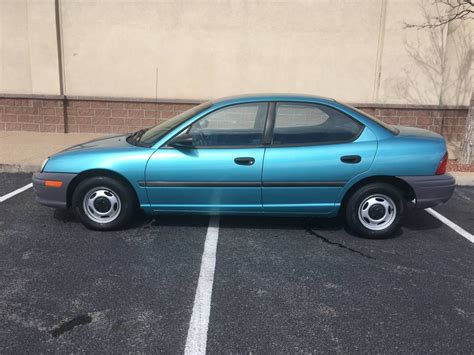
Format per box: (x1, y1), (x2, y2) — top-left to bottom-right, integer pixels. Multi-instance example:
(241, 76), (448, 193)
(130, 101), (212, 147)
(342, 102), (400, 135)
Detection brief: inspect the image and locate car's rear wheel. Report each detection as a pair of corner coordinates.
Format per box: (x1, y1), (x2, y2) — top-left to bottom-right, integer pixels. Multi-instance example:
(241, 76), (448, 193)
(345, 182), (405, 238)
(72, 176), (136, 231)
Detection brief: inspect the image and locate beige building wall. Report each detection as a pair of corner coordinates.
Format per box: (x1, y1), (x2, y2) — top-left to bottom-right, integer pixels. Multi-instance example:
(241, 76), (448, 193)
(0, 0), (60, 95)
(1, 0), (472, 105)
(379, 0), (473, 106)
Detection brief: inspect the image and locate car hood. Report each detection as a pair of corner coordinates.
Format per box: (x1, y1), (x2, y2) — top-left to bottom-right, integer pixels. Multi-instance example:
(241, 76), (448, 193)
(59, 134), (132, 153)
(394, 126), (443, 140)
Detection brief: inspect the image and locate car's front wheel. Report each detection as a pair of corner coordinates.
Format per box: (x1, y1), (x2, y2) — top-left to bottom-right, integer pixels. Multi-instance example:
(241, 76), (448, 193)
(72, 176), (136, 231)
(345, 182), (405, 239)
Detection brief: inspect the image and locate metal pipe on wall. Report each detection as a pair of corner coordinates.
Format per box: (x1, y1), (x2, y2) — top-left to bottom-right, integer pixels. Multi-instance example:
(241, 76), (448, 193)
(54, 0), (68, 133)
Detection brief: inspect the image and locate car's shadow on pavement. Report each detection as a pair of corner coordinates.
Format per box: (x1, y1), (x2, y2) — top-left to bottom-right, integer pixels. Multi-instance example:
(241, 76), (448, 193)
(52, 208), (212, 230)
(53, 205), (444, 238)
(402, 205), (444, 231)
(53, 209), (78, 223)
(143, 205), (444, 237)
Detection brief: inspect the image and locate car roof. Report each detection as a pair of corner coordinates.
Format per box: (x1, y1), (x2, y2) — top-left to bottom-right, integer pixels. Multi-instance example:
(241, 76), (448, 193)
(211, 93), (335, 105)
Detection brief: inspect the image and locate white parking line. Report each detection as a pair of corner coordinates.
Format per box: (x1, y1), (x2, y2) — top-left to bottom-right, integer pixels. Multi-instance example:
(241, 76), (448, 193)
(0, 183), (33, 203)
(184, 215), (220, 355)
(425, 208), (474, 243)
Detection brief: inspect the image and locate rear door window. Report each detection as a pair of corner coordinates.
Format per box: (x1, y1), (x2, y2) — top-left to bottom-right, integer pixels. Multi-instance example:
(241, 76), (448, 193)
(272, 103), (363, 146)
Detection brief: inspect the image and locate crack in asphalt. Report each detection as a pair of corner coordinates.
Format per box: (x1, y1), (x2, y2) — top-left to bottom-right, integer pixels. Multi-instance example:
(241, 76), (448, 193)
(306, 227), (473, 281)
(305, 228), (376, 260)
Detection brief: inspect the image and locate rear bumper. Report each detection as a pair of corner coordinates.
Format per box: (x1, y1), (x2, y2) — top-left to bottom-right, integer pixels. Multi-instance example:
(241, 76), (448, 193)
(397, 174), (455, 209)
(32, 172), (77, 209)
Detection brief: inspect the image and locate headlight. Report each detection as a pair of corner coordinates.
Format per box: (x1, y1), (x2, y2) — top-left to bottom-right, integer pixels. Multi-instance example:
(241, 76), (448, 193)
(40, 158), (49, 172)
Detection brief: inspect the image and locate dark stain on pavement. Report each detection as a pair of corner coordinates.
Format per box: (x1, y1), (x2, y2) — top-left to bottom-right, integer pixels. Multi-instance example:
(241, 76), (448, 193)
(50, 314), (93, 338)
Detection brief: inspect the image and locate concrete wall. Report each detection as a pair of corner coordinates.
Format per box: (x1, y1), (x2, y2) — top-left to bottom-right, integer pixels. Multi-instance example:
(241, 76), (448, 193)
(1, 0), (472, 105)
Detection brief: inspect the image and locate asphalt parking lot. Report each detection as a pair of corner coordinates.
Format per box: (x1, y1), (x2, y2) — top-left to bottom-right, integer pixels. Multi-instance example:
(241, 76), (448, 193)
(0, 173), (473, 353)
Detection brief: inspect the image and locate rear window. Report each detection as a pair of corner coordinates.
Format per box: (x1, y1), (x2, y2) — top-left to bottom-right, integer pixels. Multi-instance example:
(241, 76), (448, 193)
(342, 103), (400, 135)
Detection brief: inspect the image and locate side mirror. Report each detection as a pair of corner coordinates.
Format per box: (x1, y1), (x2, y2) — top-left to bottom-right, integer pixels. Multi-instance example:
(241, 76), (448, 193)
(168, 134), (194, 149)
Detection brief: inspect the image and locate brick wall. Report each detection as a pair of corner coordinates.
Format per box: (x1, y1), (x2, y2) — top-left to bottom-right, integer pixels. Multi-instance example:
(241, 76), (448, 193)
(0, 96), (468, 145)
(0, 97), (195, 134)
(357, 105), (468, 144)
(0, 98), (65, 133)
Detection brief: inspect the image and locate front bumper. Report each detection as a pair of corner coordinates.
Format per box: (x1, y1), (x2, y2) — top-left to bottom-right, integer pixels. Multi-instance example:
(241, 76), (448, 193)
(32, 172), (77, 209)
(397, 174), (455, 209)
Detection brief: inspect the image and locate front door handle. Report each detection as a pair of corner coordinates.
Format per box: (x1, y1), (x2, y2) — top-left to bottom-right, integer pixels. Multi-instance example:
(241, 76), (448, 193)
(234, 157), (255, 166)
(340, 155), (361, 164)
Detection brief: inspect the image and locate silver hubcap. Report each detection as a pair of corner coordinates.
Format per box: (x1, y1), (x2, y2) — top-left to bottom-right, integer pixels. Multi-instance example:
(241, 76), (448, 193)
(83, 187), (121, 224)
(358, 194), (397, 231)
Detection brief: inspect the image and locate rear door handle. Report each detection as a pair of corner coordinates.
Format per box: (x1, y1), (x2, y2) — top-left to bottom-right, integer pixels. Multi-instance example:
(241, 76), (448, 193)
(340, 155), (361, 164)
(234, 157), (255, 166)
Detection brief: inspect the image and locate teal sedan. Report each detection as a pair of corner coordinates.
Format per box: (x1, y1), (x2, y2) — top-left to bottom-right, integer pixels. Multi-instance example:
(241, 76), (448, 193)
(33, 94), (454, 238)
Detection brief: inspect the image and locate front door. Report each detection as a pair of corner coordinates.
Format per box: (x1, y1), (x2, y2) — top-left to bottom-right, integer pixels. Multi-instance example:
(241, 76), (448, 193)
(145, 102), (269, 213)
(262, 102), (377, 214)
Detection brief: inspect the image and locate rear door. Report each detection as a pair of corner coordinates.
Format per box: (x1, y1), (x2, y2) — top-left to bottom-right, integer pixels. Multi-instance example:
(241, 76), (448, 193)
(145, 102), (269, 213)
(262, 102), (377, 214)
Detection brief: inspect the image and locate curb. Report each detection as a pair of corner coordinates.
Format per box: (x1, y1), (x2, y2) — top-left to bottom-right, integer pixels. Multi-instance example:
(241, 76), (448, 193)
(0, 164), (39, 174)
(451, 172), (474, 186)
(1, 163), (473, 186)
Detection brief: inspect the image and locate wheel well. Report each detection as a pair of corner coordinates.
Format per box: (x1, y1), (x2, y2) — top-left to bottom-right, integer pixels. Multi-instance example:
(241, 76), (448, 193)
(340, 176), (415, 211)
(66, 169), (139, 208)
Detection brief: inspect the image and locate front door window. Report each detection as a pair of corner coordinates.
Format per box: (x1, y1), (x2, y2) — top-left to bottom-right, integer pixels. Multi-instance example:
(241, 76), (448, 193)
(187, 103), (268, 147)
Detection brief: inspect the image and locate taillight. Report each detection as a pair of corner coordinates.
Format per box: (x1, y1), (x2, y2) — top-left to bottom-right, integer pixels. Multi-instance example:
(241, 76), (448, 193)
(436, 152), (448, 175)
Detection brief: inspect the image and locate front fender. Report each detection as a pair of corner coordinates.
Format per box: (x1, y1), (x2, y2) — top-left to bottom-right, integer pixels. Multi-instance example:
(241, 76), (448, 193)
(43, 148), (155, 207)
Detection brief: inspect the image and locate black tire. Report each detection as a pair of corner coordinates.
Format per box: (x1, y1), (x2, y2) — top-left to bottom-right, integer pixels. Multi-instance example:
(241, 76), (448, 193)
(344, 182), (405, 239)
(72, 176), (136, 231)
